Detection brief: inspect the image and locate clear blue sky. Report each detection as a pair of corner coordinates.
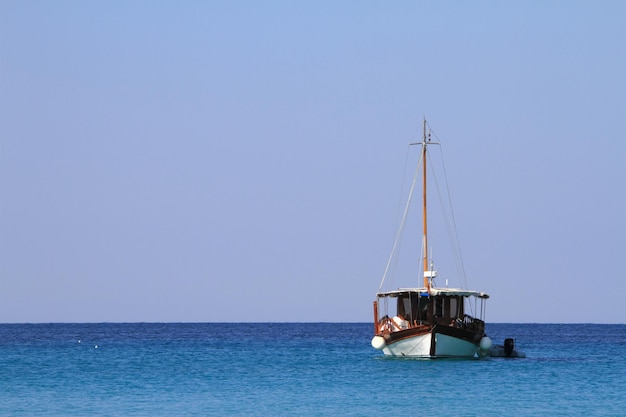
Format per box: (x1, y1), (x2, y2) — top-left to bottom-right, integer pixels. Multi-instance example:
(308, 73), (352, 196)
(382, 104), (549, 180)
(1, 1), (624, 323)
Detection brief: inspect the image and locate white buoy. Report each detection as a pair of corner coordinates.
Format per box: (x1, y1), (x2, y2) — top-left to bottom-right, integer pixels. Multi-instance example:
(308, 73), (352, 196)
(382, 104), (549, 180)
(94, 345), (98, 349)
(478, 336), (492, 356)
(371, 336), (386, 350)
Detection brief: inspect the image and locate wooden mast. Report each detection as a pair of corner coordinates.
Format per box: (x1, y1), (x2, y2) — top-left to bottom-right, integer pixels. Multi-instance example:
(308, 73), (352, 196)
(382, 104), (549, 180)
(422, 119), (430, 291)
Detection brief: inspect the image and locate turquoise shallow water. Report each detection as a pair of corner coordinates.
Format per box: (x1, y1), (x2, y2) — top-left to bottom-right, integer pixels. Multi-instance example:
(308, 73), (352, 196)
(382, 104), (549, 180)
(0, 323), (624, 416)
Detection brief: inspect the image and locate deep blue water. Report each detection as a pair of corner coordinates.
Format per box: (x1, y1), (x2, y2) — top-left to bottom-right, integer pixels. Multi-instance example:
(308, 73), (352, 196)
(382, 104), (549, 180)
(0, 323), (624, 416)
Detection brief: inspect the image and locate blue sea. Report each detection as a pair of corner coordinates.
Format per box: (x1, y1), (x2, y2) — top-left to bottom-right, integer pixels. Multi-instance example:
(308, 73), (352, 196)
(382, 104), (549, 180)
(1, 323), (624, 416)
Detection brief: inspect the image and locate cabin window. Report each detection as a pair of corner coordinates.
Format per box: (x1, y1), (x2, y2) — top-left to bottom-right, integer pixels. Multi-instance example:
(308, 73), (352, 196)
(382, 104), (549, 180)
(397, 295), (411, 319)
(434, 298), (444, 318)
(431, 296), (462, 321)
(402, 293), (428, 323)
(449, 297), (459, 319)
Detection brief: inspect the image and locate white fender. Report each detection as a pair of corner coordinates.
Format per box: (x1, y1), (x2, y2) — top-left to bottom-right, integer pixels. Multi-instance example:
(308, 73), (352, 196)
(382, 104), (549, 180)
(479, 336), (492, 356)
(371, 336), (386, 350)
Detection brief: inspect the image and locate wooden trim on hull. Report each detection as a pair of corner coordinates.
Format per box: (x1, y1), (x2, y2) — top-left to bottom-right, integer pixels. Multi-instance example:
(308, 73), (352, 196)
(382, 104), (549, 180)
(382, 325), (431, 345)
(433, 323), (483, 345)
(382, 324), (480, 345)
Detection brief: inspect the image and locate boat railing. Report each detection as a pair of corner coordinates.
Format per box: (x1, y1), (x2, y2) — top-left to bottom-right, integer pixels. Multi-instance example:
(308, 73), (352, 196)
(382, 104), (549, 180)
(456, 314), (485, 333)
(377, 315), (430, 335)
(377, 313), (484, 335)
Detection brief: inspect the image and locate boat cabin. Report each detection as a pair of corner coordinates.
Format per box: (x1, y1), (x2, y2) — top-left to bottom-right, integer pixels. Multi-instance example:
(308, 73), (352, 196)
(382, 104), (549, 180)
(374, 287), (489, 334)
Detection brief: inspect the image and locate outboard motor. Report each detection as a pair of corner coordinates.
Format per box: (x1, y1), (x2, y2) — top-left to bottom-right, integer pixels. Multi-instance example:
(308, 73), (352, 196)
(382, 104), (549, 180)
(504, 338), (515, 357)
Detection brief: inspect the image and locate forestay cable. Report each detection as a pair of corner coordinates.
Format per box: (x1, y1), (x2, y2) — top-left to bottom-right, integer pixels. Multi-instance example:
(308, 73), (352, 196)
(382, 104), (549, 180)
(378, 149), (423, 292)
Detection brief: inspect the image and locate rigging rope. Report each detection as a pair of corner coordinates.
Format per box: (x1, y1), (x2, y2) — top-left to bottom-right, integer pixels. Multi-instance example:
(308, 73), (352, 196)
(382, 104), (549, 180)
(378, 148), (423, 292)
(429, 150), (469, 290)
(438, 144), (470, 290)
(378, 123), (473, 301)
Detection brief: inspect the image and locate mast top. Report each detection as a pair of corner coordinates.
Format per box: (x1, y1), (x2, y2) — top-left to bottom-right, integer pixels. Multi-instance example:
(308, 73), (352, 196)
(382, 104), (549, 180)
(410, 119), (439, 147)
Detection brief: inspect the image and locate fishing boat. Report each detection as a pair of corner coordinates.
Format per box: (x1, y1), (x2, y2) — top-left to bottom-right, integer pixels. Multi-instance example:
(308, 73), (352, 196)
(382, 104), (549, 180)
(371, 120), (492, 358)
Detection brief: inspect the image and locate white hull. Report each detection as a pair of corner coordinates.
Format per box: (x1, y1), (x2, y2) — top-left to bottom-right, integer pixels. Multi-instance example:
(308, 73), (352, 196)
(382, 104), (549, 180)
(382, 332), (479, 358)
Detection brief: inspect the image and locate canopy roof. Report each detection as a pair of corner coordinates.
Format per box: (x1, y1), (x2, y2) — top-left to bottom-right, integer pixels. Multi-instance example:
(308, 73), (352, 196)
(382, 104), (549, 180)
(376, 287), (489, 299)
